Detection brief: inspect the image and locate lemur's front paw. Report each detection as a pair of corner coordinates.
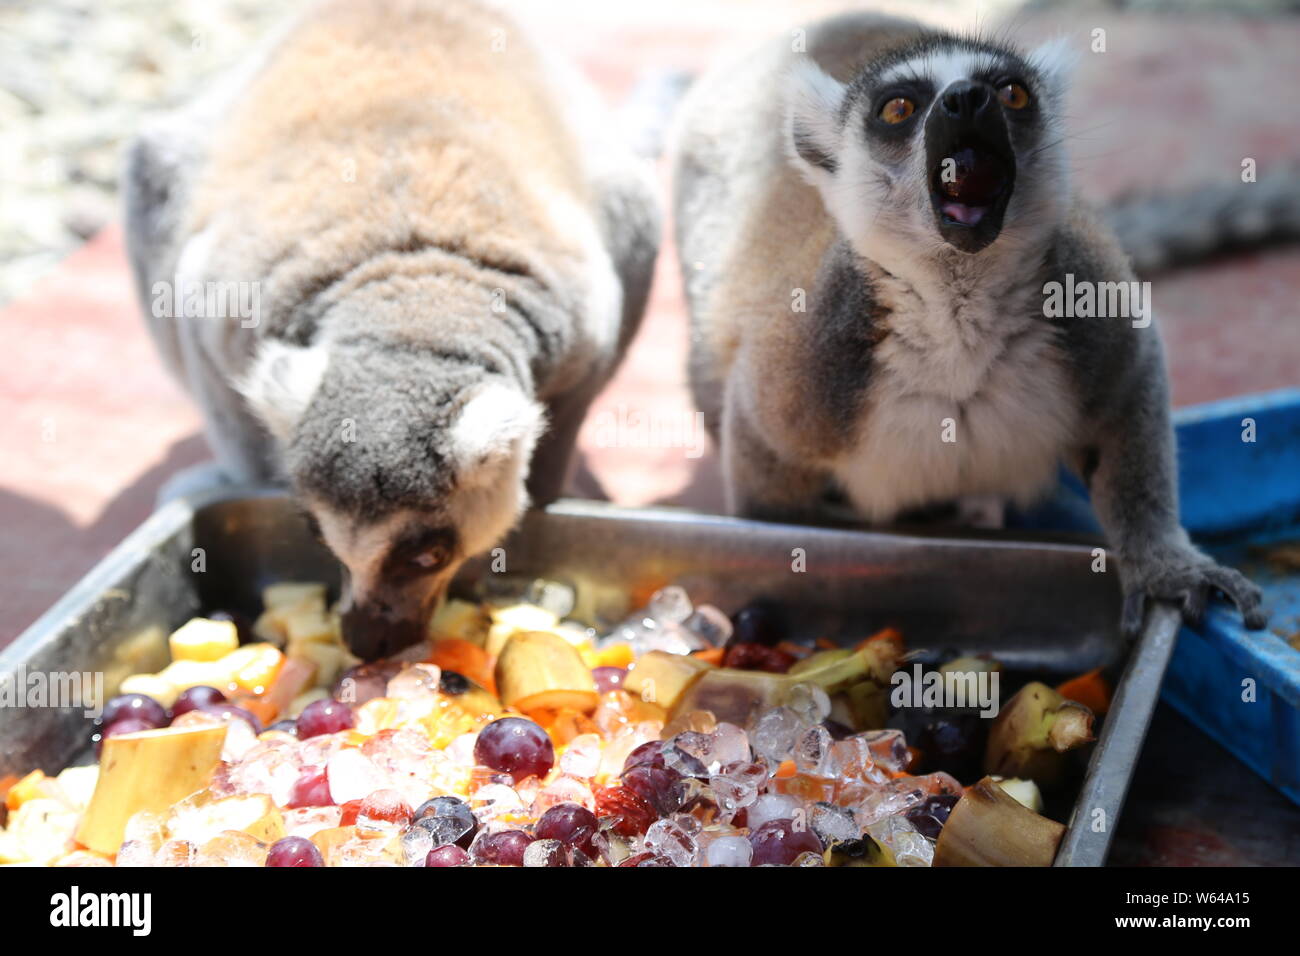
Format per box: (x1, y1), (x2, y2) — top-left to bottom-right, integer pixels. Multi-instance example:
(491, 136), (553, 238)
(1119, 547), (1268, 638)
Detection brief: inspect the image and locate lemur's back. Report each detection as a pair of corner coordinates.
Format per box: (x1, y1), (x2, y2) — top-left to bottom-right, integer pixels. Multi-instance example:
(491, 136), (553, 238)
(183, 0), (594, 343)
(672, 12), (924, 433)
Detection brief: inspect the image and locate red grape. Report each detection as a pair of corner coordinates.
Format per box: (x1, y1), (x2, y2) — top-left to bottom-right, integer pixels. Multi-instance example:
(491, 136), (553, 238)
(619, 852), (675, 867)
(99, 693), (168, 730)
(622, 764), (684, 816)
(594, 785), (657, 837)
(534, 803), (599, 858)
(622, 741), (665, 773)
(338, 799), (364, 826)
(426, 845), (470, 867)
(472, 829), (534, 866)
(94, 716), (156, 756)
(748, 818), (823, 866)
(287, 767), (333, 808)
(266, 836), (323, 867)
(296, 699), (355, 738)
(171, 685), (226, 718)
(200, 702), (263, 735)
(473, 718), (554, 783)
(591, 666), (626, 693)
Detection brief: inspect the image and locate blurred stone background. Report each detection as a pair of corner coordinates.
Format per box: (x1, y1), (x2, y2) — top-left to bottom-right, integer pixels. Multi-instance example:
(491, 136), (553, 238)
(0, 0), (1297, 862)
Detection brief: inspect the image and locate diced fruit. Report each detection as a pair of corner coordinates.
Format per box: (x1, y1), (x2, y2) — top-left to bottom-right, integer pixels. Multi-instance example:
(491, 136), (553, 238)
(429, 599), (491, 646)
(267, 835), (323, 867)
(76, 724), (227, 855)
(261, 657), (318, 721)
(623, 651), (714, 709)
(293, 642), (350, 691)
(984, 682), (1095, 788)
(932, 776), (1065, 867)
(168, 794), (286, 846)
(227, 643), (284, 695)
(297, 699), (355, 738)
(117, 674), (182, 709)
(157, 659), (225, 694)
(263, 582), (329, 611)
(428, 638), (495, 694)
(494, 631), (598, 715)
(5, 770), (48, 811)
(485, 604), (560, 657)
(994, 776), (1045, 813)
(473, 717), (554, 783)
(168, 618), (239, 663)
(357, 790), (412, 828)
(5, 798), (80, 865)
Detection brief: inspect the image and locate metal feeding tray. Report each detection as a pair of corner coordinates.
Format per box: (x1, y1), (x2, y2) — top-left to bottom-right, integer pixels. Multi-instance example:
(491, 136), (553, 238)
(0, 488), (1180, 866)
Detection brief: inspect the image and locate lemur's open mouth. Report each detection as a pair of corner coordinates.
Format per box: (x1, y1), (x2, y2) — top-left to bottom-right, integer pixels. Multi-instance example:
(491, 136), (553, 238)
(926, 134), (1016, 253)
(930, 142), (1010, 227)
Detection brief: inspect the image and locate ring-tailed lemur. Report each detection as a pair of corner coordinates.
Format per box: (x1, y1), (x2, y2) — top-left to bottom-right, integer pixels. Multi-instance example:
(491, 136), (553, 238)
(124, 0), (660, 659)
(671, 11), (1267, 636)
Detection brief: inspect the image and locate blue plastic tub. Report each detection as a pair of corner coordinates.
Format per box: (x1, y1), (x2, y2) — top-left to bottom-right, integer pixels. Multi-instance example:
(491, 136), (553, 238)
(1166, 389), (1300, 805)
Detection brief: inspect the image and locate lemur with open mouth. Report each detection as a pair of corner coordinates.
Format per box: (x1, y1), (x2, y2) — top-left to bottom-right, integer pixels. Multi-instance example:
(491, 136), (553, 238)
(671, 11), (1266, 636)
(124, 0), (660, 659)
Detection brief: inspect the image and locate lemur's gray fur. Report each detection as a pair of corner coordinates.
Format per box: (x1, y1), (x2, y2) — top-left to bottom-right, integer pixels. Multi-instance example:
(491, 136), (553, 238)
(671, 11), (1267, 635)
(123, 0), (660, 659)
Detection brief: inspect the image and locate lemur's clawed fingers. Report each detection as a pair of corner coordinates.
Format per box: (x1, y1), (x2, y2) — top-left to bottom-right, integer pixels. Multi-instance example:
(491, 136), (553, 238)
(1122, 551), (1268, 638)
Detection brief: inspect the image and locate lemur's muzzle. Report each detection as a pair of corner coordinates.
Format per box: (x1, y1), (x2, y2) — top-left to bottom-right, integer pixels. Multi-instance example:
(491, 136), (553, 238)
(338, 583), (435, 661)
(924, 79), (1016, 253)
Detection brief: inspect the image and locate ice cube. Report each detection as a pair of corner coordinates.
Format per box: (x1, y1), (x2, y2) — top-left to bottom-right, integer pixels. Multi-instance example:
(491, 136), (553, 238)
(115, 840), (155, 867)
(785, 682), (832, 725)
(705, 834), (753, 867)
(526, 579), (577, 620)
(861, 729), (911, 774)
(326, 748), (389, 805)
(682, 604), (733, 647)
(854, 778), (930, 828)
(559, 733), (603, 779)
(794, 724), (834, 775)
(747, 792), (802, 830)
(283, 805), (343, 840)
(530, 775), (596, 816)
(386, 663), (442, 700)
(643, 818), (699, 867)
(809, 801), (860, 846)
(866, 814), (934, 867)
(647, 586), (693, 625)
(523, 838), (566, 867)
(195, 830), (269, 867)
(470, 783), (526, 823)
(749, 707), (803, 761)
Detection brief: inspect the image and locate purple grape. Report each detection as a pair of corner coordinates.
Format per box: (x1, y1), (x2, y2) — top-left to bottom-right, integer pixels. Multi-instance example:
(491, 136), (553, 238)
(266, 836), (323, 867)
(426, 845), (470, 867)
(296, 699), (355, 738)
(472, 829), (533, 866)
(534, 803), (599, 858)
(622, 740), (665, 774)
(905, 793), (960, 839)
(473, 717), (554, 783)
(94, 716), (156, 756)
(622, 764), (684, 816)
(287, 768), (333, 808)
(413, 796), (478, 849)
(749, 818), (823, 866)
(200, 702), (263, 734)
(591, 666), (626, 693)
(99, 693), (168, 730)
(171, 685), (226, 718)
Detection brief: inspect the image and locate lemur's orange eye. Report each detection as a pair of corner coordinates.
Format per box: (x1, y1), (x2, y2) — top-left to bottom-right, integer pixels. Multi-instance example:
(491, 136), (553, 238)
(998, 82), (1030, 109)
(412, 544), (450, 570)
(879, 97), (915, 124)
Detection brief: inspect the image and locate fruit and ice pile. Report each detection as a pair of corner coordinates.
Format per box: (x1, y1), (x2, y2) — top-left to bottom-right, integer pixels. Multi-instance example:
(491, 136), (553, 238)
(0, 580), (1105, 867)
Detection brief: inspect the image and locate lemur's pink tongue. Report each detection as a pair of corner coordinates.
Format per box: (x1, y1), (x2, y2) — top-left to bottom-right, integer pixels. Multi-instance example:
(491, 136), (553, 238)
(940, 202), (987, 225)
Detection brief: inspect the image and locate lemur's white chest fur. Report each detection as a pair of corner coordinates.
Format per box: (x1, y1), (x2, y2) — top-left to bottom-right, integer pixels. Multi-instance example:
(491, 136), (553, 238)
(830, 271), (1079, 523)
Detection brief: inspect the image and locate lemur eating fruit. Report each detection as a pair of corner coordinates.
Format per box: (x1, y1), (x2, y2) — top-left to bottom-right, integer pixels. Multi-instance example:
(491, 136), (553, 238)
(671, 12), (1266, 636)
(124, 0), (660, 659)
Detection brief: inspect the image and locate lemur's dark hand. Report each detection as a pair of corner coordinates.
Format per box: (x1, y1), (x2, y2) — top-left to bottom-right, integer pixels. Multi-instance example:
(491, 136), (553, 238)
(1119, 545), (1267, 639)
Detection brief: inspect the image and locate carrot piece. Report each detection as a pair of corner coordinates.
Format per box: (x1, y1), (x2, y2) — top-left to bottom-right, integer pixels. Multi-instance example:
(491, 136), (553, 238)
(691, 647), (725, 666)
(775, 641), (814, 660)
(775, 759), (798, 779)
(1056, 668), (1111, 716)
(854, 626), (903, 651)
(815, 637), (838, 651)
(429, 638), (495, 694)
(257, 656), (319, 722)
(596, 644), (636, 669)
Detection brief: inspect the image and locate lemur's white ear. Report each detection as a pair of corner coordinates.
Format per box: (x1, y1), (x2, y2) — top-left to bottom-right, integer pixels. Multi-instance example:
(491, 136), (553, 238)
(786, 59), (847, 180)
(450, 382), (545, 486)
(238, 340), (330, 442)
(1029, 35), (1078, 102)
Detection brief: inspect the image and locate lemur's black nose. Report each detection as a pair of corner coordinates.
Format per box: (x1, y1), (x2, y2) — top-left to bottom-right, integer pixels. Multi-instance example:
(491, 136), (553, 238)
(941, 81), (992, 121)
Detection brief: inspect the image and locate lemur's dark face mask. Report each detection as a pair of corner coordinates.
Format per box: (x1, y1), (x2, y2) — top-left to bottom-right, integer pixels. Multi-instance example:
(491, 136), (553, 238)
(923, 79), (1021, 254)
